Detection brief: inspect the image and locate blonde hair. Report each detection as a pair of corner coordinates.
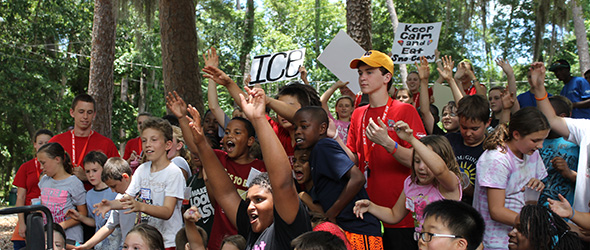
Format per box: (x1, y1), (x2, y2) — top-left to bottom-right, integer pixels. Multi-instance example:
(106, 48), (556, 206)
(410, 135), (460, 186)
(172, 126), (192, 165)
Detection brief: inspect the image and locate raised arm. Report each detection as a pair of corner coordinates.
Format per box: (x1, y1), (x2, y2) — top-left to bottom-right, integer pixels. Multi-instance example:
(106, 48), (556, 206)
(437, 56), (464, 102)
(239, 87), (300, 224)
(498, 89), (515, 125)
(528, 62), (570, 138)
(320, 81), (348, 112)
(299, 66), (310, 85)
(166, 91), (198, 155)
(396, 121), (459, 197)
(416, 57), (435, 134)
(186, 105), (242, 227)
(203, 65), (246, 106)
(204, 47), (229, 128)
(495, 58), (520, 112)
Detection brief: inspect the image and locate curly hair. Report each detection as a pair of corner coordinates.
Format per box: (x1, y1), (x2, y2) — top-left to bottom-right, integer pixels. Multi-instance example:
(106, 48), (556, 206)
(517, 205), (582, 250)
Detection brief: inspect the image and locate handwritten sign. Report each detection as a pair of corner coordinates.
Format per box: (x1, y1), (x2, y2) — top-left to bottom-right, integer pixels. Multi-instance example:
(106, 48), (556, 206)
(391, 22), (441, 64)
(249, 48), (306, 85)
(317, 30), (365, 94)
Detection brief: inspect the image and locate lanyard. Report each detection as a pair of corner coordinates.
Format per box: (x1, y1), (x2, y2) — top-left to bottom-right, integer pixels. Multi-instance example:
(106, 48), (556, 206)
(361, 97), (393, 173)
(34, 158), (40, 178)
(71, 130), (94, 168)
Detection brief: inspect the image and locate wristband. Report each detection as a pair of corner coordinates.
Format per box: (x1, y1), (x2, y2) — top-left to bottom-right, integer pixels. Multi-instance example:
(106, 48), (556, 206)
(569, 209), (575, 220)
(391, 141), (398, 155)
(535, 92), (548, 101)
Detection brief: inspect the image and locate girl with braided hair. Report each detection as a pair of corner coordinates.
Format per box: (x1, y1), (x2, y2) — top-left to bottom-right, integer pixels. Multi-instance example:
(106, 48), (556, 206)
(509, 205), (581, 250)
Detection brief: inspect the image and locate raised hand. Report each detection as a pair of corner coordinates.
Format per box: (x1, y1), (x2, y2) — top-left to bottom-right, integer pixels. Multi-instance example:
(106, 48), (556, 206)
(500, 88), (515, 110)
(353, 199), (372, 219)
(203, 47), (219, 68)
(334, 80), (349, 89)
(186, 105), (206, 145)
(239, 86), (267, 120)
(436, 55), (454, 81)
(202, 66), (233, 86)
(393, 121), (413, 142)
(454, 61), (467, 80)
(183, 206), (202, 223)
(415, 56), (430, 80)
(529, 62), (546, 91)
(299, 65), (308, 80)
(244, 74), (252, 86)
(548, 194), (573, 219)
(166, 91), (188, 119)
(366, 118), (393, 147)
(495, 58), (514, 76)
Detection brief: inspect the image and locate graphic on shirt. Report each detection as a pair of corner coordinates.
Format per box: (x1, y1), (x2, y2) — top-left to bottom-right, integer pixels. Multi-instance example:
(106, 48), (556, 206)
(41, 187), (68, 223)
(252, 241), (267, 250)
(457, 155), (477, 185)
(406, 193), (429, 230)
(138, 188), (153, 224)
(189, 186), (214, 223)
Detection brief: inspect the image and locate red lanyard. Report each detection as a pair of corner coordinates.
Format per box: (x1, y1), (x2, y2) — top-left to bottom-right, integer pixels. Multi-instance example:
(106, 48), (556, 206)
(361, 98), (393, 171)
(71, 130), (94, 168)
(34, 158), (40, 178)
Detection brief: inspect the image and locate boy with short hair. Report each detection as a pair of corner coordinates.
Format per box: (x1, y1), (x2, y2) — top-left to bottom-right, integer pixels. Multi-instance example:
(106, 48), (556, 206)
(445, 94), (490, 205)
(74, 157), (136, 250)
(293, 106), (383, 249)
(66, 151), (119, 249)
(347, 50), (426, 249)
(418, 200), (485, 250)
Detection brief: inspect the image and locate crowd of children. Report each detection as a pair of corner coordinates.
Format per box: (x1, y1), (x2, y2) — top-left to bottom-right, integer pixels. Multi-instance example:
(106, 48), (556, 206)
(11, 48), (590, 250)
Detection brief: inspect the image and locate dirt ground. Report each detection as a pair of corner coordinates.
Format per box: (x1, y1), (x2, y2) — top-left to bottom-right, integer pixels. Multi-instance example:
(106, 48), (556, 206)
(0, 214), (16, 250)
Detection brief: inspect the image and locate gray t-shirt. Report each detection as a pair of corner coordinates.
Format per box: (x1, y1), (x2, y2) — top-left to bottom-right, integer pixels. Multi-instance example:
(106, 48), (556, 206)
(39, 175), (86, 242)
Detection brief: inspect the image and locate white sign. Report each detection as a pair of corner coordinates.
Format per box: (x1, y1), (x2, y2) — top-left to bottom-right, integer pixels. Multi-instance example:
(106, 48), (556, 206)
(391, 22), (442, 64)
(249, 48), (306, 85)
(317, 30), (365, 94)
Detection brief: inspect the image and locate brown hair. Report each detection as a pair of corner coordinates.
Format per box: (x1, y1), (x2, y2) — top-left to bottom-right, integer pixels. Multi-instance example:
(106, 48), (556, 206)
(410, 135), (460, 186)
(457, 95), (490, 123)
(483, 107), (550, 151)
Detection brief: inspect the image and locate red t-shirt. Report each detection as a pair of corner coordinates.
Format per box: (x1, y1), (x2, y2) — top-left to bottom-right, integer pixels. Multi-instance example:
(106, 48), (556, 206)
(49, 130), (120, 190)
(411, 87), (434, 109)
(12, 158), (42, 205)
(346, 98), (426, 229)
(268, 115), (295, 165)
(123, 137), (142, 160)
(464, 83), (485, 96)
(208, 149), (267, 250)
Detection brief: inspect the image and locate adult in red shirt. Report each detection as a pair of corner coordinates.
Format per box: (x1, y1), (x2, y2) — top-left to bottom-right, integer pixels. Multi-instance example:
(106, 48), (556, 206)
(348, 50), (426, 250)
(11, 129), (53, 249)
(49, 94), (120, 190)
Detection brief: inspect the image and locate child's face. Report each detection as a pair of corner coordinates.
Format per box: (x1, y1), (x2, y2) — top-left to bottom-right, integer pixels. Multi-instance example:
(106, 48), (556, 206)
(511, 129), (549, 157)
(293, 111), (326, 149)
(413, 150), (435, 185)
(46, 230), (65, 250)
(488, 89), (503, 113)
(34, 134), (52, 153)
(419, 216), (467, 250)
(69, 101), (95, 131)
(459, 117), (488, 147)
(247, 184), (274, 233)
(104, 177), (129, 194)
(141, 128), (172, 162)
(508, 215), (531, 250)
(123, 232), (150, 250)
(396, 90), (412, 104)
(357, 65), (390, 95)
(85, 162), (104, 187)
(222, 120), (253, 159)
(167, 137), (183, 160)
(203, 112), (218, 135)
(293, 150), (312, 186)
(37, 152), (61, 178)
(277, 94), (302, 130)
(407, 73), (420, 92)
(232, 109), (245, 118)
(441, 107), (459, 132)
(335, 98), (353, 120)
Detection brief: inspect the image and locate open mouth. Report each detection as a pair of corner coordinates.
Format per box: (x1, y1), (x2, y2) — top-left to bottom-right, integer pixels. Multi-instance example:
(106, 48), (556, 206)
(294, 170), (304, 181)
(225, 140), (236, 153)
(250, 213), (259, 224)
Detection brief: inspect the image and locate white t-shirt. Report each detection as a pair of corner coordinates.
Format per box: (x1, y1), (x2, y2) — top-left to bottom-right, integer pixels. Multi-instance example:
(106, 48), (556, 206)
(105, 193), (136, 247)
(125, 161), (186, 248)
(566, 118), (590, 212)
(171, 156), (192, 179)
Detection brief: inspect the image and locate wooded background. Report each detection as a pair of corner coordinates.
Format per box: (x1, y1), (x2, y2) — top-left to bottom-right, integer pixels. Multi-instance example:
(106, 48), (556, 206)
(0, 0), (588, 200)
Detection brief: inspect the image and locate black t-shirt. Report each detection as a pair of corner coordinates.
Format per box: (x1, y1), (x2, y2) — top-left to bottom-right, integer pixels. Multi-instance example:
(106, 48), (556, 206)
(445, 132), (485, 204)
(184, 175), (214, 236)
(310, 138), (381, 236)
(237, 199), (311, 250)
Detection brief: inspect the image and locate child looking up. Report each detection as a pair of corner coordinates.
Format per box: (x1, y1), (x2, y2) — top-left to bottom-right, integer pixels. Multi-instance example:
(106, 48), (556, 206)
(75, 157), (137, 250)
(320, 81), (354, 144)
(473, 107), (549, 249)
(293, 106), (383, 249)
(354, 123), (462, 233)
(67, 151), (118, 249)
(37, 142), (87, 243)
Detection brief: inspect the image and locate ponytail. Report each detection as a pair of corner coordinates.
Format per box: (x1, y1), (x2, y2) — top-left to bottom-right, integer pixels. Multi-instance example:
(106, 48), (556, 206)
(482, 107), (550, 152)
(483, 123), (509, 152)
(37, 143), (73, 174)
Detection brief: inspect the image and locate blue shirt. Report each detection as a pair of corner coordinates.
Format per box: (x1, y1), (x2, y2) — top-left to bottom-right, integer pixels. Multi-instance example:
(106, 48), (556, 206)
(517, 91), (553, 108)
(560, 76), (590, 118)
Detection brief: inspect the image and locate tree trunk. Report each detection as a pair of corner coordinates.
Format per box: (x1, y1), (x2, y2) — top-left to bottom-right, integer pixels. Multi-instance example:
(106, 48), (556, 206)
(88, 0), (117, 139)
(571, 0), (590, 75)
(160, 0), (204, 113)
(314, 0), (321, 60)
(385, 0), (406, 88)
(139, 71), (147, 113)
(346, 0), (372, 50)
(120, 77), (128, 154)
(239, 0), (255, 76)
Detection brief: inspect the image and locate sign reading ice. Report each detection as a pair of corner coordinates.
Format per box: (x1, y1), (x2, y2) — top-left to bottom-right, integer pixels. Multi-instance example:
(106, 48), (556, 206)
(249, 48), (306, 85)
(391, 22), (441, 64)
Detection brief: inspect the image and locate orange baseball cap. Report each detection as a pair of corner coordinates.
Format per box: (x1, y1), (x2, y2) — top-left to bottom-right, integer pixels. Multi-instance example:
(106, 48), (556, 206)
(350, 50), (394, 75)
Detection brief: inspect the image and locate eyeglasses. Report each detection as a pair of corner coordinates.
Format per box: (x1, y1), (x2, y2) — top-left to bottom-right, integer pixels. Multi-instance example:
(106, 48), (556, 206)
(413, 231), (463, 242)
